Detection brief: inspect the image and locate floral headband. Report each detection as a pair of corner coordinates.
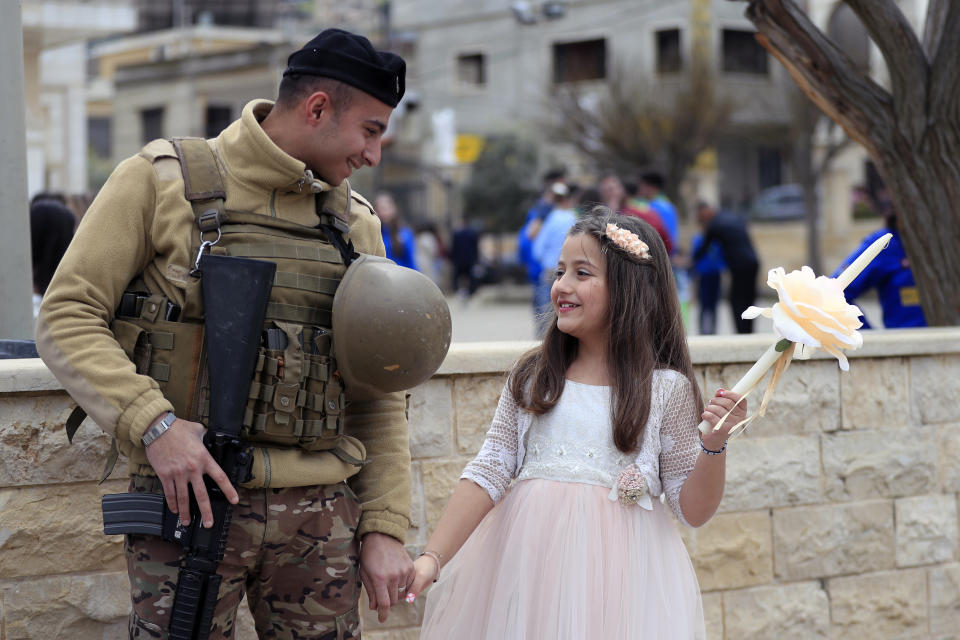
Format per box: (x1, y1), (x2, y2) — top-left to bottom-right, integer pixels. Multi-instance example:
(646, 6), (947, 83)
(605, 223), (651, 260)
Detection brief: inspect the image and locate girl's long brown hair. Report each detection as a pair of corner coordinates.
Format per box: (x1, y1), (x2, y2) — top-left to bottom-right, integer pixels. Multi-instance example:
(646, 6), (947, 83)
(509, 210), (702, 454)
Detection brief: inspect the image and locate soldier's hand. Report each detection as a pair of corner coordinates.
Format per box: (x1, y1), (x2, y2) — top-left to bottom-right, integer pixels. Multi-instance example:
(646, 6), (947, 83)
(143, 416), (239, 527)
(359, 532), (415, 623)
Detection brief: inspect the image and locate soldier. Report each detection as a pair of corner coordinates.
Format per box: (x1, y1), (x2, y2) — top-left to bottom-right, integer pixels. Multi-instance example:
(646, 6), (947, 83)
(36, 29), (434, 638)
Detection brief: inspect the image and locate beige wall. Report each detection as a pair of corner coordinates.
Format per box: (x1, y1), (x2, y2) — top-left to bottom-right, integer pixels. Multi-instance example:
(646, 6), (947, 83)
(2, 329), (959, 638)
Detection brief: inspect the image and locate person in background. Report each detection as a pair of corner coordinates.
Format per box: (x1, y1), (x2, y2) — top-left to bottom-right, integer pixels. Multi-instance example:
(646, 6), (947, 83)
(692, 201), (759, 334)
(636, 170), (689, 324)
(519, 169), (567, 315)
(832, 209), (926, 328)
(451, 218), (481, 302)
(29, 193), (76, 318)
(689, 230), (725, 335)
(637, 172), (679, 252)
(532, 183), (580, 333)
(374, 191), (419, 270)
(415, 220), (446, 288)
(598, 173), (672, 254)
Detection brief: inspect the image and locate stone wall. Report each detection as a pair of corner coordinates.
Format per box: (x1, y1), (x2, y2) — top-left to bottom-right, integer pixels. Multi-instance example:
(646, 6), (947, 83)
(1, 328), (958, 639)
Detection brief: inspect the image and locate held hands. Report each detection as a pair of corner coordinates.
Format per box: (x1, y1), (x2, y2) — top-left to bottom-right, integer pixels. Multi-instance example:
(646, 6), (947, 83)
(143, 416), (239, 528)
(360, 532), (416, 623)
(405, 553), (441, 602)
(699, 388), (747, 452)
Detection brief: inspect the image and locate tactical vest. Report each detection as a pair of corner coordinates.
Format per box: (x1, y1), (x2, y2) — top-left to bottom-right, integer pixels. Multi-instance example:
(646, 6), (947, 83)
(111, 137), (356, 453)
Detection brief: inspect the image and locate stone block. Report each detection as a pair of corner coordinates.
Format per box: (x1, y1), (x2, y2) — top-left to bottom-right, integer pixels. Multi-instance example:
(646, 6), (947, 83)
(407, 379), (454, 458)
(702, 591), (723, 640)
(773, 501), (894, 580)
(828, 569), (927, 639)
(703, 359), (839, 435)
(0, 395), (128, 487)
(839, 357), (910, 429)
(938, 423), (960, 493)
(453, 374), (506, 455)
(420, 458), (473, 531)
(721, 435), (821, 512)
(822, 428), (937, 501)
(930, 564), (960, 637)
(895, 495), (958, 567)
(723, 581), (830, 639)
(0, 571), (129, 639)
(912, 355), (960, 425)
(690, 511), (772, 591)
(0, 480), (128, 579)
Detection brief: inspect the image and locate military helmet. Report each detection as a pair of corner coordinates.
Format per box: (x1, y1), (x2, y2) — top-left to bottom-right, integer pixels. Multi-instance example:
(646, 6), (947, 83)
(333, 254), (452, 400)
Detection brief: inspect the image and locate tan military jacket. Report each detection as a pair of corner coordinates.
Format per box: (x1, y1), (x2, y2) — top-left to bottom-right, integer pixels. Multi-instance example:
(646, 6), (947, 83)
(36, 100), (410, 541)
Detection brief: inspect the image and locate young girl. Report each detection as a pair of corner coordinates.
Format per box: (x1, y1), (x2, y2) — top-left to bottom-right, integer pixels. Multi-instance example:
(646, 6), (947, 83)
(406, 212), (744, 639)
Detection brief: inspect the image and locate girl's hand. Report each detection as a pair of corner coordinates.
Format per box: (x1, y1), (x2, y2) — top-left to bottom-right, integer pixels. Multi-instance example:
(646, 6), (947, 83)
(404, 554), (441, 603)
(700, 388), (746, 451)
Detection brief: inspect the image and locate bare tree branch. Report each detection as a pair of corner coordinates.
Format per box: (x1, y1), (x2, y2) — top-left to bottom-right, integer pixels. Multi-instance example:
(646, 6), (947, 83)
(746, 0), (892, 155)
(844, 0), (928, 145)
(923, 0), (950, 59)
(543, 62), (731, 194)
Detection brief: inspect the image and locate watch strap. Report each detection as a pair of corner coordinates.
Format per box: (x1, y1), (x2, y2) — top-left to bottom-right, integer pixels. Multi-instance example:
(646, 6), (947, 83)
(142, 412), (176, 447)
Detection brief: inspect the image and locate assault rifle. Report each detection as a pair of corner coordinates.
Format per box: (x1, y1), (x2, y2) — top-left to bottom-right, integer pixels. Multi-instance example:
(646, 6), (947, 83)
(101, 253), (276, 640)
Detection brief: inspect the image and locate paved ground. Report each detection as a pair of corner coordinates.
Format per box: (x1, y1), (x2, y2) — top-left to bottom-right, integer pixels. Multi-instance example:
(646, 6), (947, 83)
(448, 283), (883, 343)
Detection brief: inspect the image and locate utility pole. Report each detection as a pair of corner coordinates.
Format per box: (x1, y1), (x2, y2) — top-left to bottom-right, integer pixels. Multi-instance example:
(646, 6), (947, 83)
(0, 1), (36, 341)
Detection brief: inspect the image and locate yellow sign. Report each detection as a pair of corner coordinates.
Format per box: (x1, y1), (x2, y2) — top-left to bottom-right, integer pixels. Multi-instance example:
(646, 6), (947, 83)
(455, 134), (485, 164)
(900, 286), (921, 306)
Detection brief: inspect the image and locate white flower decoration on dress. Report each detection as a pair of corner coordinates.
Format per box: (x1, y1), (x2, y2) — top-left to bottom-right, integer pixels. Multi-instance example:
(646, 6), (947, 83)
(742, 266), (864, 370)
(607, 464), (653, 509)
(605, 223), (651, 260)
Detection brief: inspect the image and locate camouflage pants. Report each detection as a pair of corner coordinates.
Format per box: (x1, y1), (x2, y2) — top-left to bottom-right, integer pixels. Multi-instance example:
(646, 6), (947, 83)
(125, 475), (362, 639)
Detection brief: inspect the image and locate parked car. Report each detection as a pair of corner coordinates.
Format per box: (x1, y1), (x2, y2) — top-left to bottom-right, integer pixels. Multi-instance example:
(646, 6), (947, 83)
(751, 184), (806, 221)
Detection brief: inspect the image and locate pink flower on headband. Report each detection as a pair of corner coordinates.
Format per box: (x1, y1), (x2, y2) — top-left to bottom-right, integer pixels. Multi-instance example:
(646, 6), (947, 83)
(605, 223), (651, 260)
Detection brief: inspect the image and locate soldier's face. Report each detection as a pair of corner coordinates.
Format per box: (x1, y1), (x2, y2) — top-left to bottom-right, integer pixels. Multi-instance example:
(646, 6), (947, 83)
(307, 91), (392, 186)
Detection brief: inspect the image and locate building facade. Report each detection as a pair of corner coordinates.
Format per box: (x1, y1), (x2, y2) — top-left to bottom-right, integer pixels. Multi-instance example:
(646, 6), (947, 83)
(22, 0), (137, 199)
(392, 0), (798, 211)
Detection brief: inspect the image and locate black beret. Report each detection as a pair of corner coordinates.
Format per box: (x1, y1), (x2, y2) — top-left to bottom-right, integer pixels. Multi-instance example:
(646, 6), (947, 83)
(284, 29), (406, 108)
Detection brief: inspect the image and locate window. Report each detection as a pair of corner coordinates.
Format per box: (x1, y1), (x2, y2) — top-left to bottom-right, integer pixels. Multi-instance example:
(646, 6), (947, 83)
(205, 105), (233, 138)
(88, 117), (111, 159)
(722, 29), (768, 74)
(553, 38), (606, 84)
(140, 107), (165, 143)
(656, 29), (682, 74)
(456, 53), (486, 86)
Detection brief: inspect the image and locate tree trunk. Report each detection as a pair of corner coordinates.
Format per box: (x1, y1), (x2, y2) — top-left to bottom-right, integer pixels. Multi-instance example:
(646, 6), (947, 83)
(745, 0), (960, 325)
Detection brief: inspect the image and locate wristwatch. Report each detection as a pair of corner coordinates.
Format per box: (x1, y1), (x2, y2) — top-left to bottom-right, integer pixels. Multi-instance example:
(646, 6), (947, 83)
(142, 412), (176, 447)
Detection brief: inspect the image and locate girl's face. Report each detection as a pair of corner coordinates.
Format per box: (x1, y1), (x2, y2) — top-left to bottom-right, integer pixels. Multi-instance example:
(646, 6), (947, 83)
(551, 234), (609, 343)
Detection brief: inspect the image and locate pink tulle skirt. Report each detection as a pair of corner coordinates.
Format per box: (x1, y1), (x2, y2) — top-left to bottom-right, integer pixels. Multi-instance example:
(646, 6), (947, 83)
(421, 479), (704, 640)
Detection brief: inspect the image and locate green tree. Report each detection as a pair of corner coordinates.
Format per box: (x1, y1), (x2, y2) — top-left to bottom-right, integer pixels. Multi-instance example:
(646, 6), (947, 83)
(460, 135), (538, 235)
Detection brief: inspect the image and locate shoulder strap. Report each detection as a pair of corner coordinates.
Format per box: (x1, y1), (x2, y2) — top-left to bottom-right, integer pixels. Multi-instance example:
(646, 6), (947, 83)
(171, 137), (226, 233)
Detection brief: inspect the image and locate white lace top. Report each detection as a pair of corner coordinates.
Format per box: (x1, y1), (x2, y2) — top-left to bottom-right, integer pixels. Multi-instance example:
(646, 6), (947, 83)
(461, 369), (702, 526)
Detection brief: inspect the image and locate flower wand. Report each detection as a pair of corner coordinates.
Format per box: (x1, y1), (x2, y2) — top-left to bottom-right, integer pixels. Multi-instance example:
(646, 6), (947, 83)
(697, 233), (893, 437)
